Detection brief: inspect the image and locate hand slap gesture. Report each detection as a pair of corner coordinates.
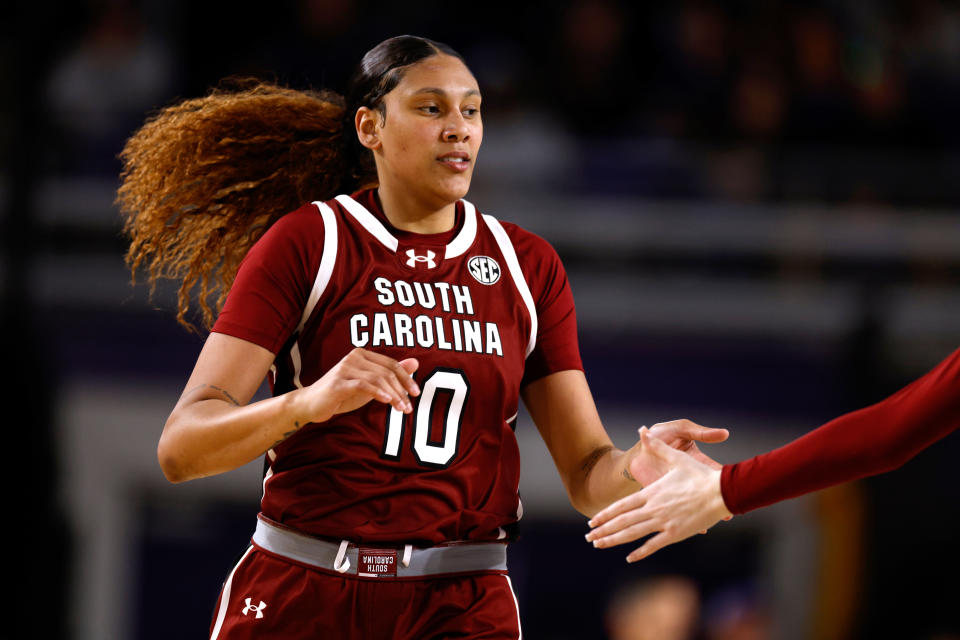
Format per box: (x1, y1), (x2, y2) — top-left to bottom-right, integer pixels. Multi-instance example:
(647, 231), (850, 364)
(627, 419), (729, 487)
(586, 427), (733, 562)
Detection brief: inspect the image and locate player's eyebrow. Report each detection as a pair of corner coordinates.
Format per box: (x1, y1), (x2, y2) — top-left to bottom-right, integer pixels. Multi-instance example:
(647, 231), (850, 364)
(413, 87), (481, 98)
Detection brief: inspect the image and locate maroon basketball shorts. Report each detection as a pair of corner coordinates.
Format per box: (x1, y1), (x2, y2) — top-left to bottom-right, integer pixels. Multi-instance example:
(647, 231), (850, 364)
(208, 517), (522, 639)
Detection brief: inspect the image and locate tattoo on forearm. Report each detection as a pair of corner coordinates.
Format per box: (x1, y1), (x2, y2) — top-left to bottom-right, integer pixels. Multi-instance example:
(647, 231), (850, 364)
(185, 383), (242, 406)
(268, 420), (302, 450)
(581, 445), (614, 477)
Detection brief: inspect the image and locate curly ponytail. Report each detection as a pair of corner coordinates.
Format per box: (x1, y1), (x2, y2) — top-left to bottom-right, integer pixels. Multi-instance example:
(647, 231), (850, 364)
(119, 36), (466, 332)
(117, 81), (370, 331)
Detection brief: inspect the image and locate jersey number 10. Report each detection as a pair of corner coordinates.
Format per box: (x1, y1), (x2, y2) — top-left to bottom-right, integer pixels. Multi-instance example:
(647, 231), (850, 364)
(381, 368), (470, 468)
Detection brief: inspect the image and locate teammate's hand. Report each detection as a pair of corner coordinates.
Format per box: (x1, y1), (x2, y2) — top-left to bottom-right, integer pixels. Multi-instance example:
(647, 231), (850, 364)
(293, 348), (420, 423)
(626, 419), (728, 487)
(586, 428), (733, 562)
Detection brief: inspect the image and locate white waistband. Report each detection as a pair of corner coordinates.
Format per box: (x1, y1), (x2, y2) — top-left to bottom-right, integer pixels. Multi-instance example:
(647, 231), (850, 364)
(251, 517), (509, 578)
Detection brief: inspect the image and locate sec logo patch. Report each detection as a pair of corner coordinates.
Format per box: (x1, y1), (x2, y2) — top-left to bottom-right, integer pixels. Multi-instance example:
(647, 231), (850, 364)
(467, 256), (501, 285)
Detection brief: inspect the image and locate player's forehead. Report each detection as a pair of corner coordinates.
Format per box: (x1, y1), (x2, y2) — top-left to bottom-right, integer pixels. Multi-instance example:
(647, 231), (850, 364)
(389, 54), (480, 101)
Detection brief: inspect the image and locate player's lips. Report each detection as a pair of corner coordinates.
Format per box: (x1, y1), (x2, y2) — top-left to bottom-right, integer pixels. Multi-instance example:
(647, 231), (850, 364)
(437, 152), (471, 172)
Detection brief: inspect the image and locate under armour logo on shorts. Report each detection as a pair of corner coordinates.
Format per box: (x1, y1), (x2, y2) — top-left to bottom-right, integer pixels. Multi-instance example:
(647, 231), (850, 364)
(405, 249), (437, 269)
(242, 597), (267, 619)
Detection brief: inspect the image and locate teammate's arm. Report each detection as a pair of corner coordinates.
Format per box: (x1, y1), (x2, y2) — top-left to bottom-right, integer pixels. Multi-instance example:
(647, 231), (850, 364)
(722, 347), (960, 513)
(158, 332), (419, 483)
(586, 347), (960, 560)
(521, 370), (728, 517)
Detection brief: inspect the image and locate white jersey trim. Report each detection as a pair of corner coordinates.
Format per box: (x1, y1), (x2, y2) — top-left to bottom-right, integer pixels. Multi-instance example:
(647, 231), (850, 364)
(261, 464), (274, 497)
(445, 199), (478, 258)
(335, 194), (478, 257)
(336, 194), (398, 252)
(292, 202), (339, 389)
(482, 214), (538, 358)
(299, 202), (339, 332)
(291, 343), (305, 389)
(262, 448), (277, 498)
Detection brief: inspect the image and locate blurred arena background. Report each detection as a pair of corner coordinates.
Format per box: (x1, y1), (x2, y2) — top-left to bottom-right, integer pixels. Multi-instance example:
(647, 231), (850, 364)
(4, 1), (959, 638)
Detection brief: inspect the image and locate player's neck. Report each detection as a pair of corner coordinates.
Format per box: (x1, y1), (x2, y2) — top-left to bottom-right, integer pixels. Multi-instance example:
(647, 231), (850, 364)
(376, 186), (457, 235)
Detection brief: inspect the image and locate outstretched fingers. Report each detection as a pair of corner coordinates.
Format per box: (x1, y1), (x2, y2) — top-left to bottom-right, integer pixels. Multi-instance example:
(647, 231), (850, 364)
(590, 517), (659, 550)
(585, 482), (676, 557)
(588, 491), (646, 529)
(586, 500), (652, 542)
(625, 531), (674, 563)
(642, 428), (724, 474)
(655, 418), (729, 444)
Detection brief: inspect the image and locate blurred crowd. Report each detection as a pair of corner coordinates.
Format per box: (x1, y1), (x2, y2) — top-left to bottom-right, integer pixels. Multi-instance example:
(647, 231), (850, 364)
(32, 0), (960, 205)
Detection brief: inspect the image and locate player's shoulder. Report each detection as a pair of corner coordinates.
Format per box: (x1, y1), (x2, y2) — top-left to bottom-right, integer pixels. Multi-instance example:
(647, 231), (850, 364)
(476, 206), (562, 264)
(246, 201), (330, 266)
(256, 201), (329, 246)
(272, 201), (328, 231)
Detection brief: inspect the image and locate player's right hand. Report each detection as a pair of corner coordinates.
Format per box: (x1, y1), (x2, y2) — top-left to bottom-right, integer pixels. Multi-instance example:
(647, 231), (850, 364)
(586, 428), (733, 562)
(294, 348), (419, 423)
(626, 419), (728, 488)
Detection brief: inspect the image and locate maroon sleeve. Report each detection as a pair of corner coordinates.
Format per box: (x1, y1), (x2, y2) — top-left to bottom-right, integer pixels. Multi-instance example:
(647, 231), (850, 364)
(212, 204), (325, 354)
(721, 348), (960, 514)
(502, 223), (583, 386)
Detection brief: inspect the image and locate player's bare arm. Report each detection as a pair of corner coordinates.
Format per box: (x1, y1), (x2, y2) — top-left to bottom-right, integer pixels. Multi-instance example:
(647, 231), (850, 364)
(522, 371), (728, 517)
(159, 333), (419, 483)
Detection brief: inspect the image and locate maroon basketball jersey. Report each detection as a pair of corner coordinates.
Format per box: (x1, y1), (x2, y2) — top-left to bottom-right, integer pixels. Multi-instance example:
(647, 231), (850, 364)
(214, 189), (581, 545)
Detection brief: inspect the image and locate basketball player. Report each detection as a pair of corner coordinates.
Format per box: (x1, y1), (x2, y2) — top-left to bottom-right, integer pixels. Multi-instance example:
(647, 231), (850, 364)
(118, 36), (728, 639)
(586, 347), (960, 561)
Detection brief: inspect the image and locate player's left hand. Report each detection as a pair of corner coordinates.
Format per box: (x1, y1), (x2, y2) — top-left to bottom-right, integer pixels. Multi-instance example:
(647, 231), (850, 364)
(585, 428), (733, 562)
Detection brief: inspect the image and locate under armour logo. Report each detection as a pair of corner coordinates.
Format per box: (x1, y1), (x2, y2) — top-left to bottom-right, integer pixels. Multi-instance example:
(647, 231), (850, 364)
(242, 597), (267, 619)
(405, 249), (437, 269)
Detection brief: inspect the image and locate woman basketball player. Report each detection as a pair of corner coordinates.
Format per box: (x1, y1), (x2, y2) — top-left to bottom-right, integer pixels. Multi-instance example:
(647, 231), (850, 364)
(118, 35), (728, 639)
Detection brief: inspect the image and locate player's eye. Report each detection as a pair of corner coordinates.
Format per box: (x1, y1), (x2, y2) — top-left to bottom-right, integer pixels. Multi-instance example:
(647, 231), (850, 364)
(462, 107), (480, 117)
(418, 105), (441, 114)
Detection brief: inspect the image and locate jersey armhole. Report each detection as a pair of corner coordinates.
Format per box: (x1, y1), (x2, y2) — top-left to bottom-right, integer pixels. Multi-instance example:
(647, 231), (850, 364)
(480, 214), (538, 358)
(289, 201), (339, 388)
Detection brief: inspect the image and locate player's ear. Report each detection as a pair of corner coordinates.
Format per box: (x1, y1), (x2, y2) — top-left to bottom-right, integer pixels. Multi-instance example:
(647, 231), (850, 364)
(355, 107), (381, 151)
